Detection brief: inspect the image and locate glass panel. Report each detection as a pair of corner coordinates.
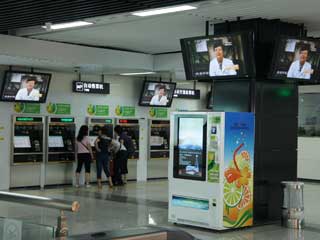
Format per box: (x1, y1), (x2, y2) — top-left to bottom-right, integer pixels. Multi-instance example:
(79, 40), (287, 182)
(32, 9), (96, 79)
(0, 217), (55, 240)
(298, 93), (320, 137)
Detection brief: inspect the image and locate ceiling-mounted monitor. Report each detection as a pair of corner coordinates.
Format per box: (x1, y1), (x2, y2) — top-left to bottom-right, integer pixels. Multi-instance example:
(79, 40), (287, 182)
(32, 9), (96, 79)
(139, 81), (176, 107)
(0, 71), (51, 103)
(180, 32), (255, 80)
(269, 37), (320, 82)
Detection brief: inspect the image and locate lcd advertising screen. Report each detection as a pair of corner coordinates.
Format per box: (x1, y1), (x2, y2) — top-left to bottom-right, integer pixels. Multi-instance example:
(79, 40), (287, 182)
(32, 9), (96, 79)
(174, 116), (207, 181)
(270, 37), (320, 81)
(139, 81), (176, 107)
(0, 71), (51, 103)
(181, 32), (255, 80)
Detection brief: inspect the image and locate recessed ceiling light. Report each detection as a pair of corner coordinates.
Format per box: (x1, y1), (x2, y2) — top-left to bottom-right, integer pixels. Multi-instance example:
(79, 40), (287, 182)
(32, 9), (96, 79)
(132, 5), (197, 17)
(120, 72), (156, 76)
(42, 21), (93, 30)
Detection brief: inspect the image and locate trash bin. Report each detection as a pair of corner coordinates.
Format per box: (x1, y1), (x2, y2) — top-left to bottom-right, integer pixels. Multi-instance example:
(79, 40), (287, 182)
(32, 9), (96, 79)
(281, 181), (304, 229)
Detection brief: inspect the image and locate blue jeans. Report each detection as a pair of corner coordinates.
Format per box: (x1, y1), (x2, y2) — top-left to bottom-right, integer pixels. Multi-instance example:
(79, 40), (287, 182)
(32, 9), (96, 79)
(96, 153), (110, 179)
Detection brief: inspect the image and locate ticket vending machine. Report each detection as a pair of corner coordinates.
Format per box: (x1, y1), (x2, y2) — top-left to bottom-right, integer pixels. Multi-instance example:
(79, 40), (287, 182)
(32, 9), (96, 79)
(87, 117), (114, 151)
(10, 116), (45, 187)
(148, 120), (170, 179)
(117, 119), (140, 180)
(46, 117), (76, 185)
(169, 112), (255, 230)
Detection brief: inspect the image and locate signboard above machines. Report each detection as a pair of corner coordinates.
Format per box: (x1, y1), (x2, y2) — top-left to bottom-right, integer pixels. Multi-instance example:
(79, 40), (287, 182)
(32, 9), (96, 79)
(72, 80), (110, 94)
(173, 88), (200, 99)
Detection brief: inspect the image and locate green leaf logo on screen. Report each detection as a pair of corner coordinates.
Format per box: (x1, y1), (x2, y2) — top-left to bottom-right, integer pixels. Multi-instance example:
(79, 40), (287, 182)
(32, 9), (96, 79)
(149, 107), (156, 117)
(46, 102), (57, 114)
(14, 103), (25, 113)
(115, 105), (122, 116)
(87, 104), (96, 115)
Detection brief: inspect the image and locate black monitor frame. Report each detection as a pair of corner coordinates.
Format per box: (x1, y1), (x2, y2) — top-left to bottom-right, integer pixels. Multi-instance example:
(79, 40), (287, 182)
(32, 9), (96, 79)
(269, 36), (320, 83)
(0, 70), (52, 103)
(180, 31), (256, 81)
(138, 80), (176, 108)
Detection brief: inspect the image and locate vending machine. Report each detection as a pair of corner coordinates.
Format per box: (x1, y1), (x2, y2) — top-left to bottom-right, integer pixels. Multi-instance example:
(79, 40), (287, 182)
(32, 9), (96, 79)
(46, 116), (76, 185)
(148, 120), (170, 179)
(10, 116), (45, 187)
(168, 112), (255, 230)
(117, 119), (139, 160)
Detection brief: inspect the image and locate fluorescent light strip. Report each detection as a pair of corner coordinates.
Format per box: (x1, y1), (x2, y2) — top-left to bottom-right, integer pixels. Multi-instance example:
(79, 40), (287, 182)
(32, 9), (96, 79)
(132, 5), (197, 17)
(120, 72), (156, 76)
(42, 21), (93, 30)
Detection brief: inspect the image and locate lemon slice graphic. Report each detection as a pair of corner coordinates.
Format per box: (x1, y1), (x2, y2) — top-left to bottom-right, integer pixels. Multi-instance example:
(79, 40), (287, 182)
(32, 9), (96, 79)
(224, 181), (243, 208)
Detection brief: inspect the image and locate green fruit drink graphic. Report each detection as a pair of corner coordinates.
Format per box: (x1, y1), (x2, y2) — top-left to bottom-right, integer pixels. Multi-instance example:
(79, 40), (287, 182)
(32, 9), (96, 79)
(87, 104), (96, 115)
(14, 103), (24, 113)
(115, 105), (122, 116)
(46, 102), (56, 114)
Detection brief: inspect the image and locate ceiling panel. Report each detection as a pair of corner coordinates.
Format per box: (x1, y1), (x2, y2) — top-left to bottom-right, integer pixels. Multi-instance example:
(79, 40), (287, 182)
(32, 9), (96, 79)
(0, 0), (204, 32)
(29, 0), (320, 54)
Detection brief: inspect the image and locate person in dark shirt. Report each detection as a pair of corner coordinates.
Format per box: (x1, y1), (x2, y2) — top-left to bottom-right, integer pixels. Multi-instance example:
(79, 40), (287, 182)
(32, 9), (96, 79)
(114, 125), (135, 184)
(94, 127), (113, 188)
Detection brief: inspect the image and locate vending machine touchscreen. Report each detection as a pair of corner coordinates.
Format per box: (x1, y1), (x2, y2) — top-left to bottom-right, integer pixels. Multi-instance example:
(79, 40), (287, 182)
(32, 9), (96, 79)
(117, 119), (139, 159)
(150, 120), (170, 159)
(87, 118), (114, 158)
(47, 117), (75, 163)
(12, 116), (45, 164)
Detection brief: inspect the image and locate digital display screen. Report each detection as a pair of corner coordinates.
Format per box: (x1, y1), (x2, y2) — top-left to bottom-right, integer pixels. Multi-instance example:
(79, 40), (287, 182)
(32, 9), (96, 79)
(181, 32), (254, 80)
(177, 117), (205, 178)
(139, 81), (176, 107)
(270, 37), (320, 81)
(48, 136), (64, 148)
(14, 136), (31, 148)
(1, 71), (51, 103)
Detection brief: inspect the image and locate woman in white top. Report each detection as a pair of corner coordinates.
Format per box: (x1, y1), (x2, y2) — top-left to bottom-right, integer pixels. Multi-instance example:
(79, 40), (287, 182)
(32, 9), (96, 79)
(75, 125), (93, 187)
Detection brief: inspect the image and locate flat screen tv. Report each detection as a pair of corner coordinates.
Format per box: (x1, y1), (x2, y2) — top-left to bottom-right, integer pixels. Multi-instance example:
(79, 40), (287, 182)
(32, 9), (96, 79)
(0, 71), (51, 103)
(270, 37), (320, 82)
(173, 115), (207, 181)
(139, 81), (176, 107)
(180, 32), (255, 80)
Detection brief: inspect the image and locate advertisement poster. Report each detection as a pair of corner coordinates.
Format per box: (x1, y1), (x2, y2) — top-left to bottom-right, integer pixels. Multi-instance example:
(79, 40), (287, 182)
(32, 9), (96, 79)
(208, 115), (221, 183)
(115, 105), (135, 117)
(223, 112), (254, 228)
(47, 103), (71, 115)
(149, 107), (168, 118)
(13, 103), (41, 114)
(87, 104), (109, 116)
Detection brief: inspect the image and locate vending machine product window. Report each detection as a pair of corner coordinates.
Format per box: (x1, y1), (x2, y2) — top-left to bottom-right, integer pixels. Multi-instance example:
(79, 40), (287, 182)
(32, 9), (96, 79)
(173, 116), (207, 181)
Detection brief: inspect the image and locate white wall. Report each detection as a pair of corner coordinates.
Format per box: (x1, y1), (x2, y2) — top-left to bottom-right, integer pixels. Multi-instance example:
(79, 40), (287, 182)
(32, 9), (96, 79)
(298, 85), (320, 180)
(0, 66), (209, 189)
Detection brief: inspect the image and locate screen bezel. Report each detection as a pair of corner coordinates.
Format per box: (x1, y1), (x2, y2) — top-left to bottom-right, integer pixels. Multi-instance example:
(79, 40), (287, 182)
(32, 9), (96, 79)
(269, 36), (320, 83)
(180, 31), (256, 81)
(173, 115), (207, 181)
(0, 70), (52, 103)
(138, 80), (176, 107)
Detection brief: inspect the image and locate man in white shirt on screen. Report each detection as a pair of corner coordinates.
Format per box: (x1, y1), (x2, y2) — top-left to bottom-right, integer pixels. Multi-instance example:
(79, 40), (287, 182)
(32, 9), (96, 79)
(287, 45), (313, 80)
(150, 85), (168, 106)
(15, 76), (41, 101)
(209, 40), (238, 77)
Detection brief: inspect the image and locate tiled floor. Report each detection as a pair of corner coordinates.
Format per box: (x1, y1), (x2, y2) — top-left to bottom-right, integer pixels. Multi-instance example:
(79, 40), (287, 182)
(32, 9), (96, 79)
(0, 180), (319, 239)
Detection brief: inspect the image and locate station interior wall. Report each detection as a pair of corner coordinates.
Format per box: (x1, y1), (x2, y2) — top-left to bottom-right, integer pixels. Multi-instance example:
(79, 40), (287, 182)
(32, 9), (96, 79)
(0, 65), (209, 189)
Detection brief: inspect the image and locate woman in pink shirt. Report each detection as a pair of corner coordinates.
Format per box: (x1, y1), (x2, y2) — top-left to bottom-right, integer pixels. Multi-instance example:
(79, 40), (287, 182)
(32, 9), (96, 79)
(75, 125), (93, 187)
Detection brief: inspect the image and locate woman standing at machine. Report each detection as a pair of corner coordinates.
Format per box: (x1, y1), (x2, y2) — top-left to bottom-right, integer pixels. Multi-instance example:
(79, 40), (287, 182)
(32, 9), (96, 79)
(75, 125), (93, 188)
(94, 127), (113, 188)
(114, 125), (133, 184)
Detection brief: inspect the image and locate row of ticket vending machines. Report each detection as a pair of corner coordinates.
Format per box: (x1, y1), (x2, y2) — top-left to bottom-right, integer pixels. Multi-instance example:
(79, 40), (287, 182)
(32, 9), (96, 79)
(10, 115), (170, 188)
